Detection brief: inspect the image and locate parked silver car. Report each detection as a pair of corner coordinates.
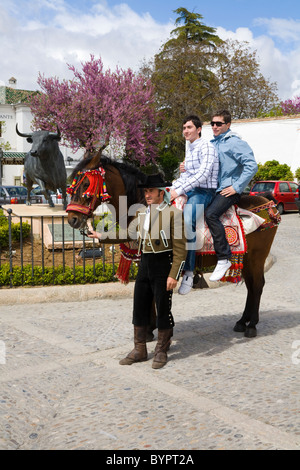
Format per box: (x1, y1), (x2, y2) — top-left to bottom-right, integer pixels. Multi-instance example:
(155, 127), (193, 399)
(0, 185), (42, 205)
(30, 185), (70, 205)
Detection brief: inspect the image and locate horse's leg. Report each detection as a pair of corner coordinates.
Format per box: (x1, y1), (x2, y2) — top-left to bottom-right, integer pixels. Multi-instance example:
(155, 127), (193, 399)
(147, 300), (157, 341)
(234, 228), (277, 338)
(234, 256), (265, 337)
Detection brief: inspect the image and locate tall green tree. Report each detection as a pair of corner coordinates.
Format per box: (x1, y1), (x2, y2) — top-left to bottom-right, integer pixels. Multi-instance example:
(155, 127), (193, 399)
(141, 9), (222, 177)
(212, 40), (279, 119)
(140, 8), (279, 179)
(170, 7), (222, 46)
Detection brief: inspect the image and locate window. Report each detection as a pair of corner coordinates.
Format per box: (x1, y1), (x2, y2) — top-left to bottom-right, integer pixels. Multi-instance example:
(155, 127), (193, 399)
(16, 186), (27, 196)
(290, 182), (298, 193)
(279, 183), (290, 192)
(252, 182), (275, 192)
(7, 188), (17, 196)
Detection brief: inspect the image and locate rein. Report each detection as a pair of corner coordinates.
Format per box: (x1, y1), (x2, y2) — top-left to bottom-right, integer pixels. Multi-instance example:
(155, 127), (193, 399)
(66, 167), (111, 218)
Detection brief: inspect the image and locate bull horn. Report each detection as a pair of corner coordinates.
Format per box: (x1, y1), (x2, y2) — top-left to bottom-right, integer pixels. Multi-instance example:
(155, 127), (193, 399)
(16, 123), (32, 138)
(49, 125), (61, 139)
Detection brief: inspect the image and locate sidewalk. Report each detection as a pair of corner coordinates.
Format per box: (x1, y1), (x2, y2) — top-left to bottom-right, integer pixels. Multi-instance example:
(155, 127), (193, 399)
(0, 214), (299, 450)
(0, 254), (276, 306)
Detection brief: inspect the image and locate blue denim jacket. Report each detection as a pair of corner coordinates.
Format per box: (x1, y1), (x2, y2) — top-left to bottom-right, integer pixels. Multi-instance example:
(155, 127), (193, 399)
(211, 130), (258, 194)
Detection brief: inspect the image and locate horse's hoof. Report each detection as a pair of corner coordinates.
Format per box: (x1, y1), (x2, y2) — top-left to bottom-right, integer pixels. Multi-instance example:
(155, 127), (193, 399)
(233, 322), (246, 333)
(244, 327), (257, 338)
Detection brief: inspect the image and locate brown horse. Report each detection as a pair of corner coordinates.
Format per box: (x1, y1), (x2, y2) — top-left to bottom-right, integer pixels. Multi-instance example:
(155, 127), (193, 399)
(67, 151), (279, 338)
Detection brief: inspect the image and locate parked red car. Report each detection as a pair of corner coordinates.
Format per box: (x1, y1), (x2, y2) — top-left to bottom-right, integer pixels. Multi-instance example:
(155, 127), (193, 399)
(249, 180), (299, 214)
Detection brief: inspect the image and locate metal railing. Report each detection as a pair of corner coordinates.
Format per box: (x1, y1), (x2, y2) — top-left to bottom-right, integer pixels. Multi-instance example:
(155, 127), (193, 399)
(0, 208), (118, 288)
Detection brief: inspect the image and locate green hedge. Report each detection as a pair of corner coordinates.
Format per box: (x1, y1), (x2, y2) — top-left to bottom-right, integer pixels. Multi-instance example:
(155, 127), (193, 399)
(0, 209), (139, 288)
(0, 210), (31, 247)
(0, 262), (138, 287)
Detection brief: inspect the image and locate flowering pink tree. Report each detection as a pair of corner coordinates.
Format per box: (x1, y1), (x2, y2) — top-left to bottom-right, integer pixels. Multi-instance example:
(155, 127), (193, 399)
(281, 96), (300, 115)
(30, 56), (161, 166)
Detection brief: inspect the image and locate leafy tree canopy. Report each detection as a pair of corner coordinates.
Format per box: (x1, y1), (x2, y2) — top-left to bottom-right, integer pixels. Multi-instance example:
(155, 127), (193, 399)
(140, 8), (279, 178)
(294, 167), (300, 181)
(170, 8), (222, 46)
(281, 96), (300, 115)
(30, 56), (161, 166)
(253, 160), (294, 181)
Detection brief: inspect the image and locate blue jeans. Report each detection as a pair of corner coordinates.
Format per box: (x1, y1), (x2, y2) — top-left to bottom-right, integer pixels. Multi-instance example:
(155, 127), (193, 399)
(184, 188), (216, 272)
(205, 192), (241, 260)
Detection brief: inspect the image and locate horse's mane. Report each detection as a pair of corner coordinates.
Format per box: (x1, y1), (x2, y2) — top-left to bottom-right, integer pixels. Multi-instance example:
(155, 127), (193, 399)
(71, 154), (147, 206)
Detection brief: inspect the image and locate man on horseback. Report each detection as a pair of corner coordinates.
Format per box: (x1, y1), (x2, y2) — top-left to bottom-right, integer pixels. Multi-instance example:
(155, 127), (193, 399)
(206, 109), (258, 281)
(170, 115), (219, 295)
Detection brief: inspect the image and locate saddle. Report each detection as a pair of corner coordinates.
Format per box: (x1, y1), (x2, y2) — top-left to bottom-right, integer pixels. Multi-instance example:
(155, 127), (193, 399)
(116, 198), (280, 285)
(172, 196), (280, 283)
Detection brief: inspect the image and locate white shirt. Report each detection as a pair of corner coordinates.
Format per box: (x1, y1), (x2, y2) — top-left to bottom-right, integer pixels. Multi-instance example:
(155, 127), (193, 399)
(172, 137), (219, 196)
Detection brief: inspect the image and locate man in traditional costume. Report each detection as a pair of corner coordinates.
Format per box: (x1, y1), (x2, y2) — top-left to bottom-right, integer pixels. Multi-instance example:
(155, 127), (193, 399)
(88, 173), (186, 369)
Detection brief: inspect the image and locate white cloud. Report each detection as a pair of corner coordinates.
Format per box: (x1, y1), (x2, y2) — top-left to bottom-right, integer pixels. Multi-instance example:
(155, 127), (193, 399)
(217, 25), (300, 100)
(253, 17), (300, 43)
(0, 1), (172, 91)
(2, 2), (300, 102)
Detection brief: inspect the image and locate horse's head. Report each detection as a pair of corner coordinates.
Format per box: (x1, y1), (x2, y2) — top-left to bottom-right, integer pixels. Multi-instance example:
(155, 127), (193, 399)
(66, 151), (147, 233)
(66, 151), (111, 231)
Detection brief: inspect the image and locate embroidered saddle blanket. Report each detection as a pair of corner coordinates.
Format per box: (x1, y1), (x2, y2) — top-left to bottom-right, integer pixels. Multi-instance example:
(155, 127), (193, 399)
(116, 198), (280, 284)
(172, 196), (261, 255)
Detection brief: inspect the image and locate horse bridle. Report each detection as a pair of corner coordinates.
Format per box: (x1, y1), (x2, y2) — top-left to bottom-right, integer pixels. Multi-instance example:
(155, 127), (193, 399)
(66, 167), (111, 235)
(66, 165), (146, 237)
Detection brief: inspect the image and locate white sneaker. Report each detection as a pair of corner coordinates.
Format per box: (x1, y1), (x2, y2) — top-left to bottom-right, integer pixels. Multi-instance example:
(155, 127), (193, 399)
(209, 260), (232, 282)
(178, 275), (193, 295)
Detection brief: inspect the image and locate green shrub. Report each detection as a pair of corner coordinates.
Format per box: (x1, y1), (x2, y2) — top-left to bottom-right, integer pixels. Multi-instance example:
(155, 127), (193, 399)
(0, 225), (9, 246)
(0, 261), (138, 287)
(0, 211), (31, 247)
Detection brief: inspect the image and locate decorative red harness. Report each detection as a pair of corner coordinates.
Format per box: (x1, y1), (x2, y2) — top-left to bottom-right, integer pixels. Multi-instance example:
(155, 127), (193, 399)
(66, 167), (111, 217)
(66, 165), (136, 284)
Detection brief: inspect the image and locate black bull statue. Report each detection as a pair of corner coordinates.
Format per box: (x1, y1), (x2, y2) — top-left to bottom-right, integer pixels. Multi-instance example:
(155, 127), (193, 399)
(16, 125), (67, 209)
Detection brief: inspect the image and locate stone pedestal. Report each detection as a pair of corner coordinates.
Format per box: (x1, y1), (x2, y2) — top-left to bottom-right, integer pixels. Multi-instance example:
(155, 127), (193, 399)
(1, 204), (95, 249)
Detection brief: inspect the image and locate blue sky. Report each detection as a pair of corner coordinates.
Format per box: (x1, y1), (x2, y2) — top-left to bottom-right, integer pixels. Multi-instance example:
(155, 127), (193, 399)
(67, 0), (299, 29)
(1, 0), (300, 100)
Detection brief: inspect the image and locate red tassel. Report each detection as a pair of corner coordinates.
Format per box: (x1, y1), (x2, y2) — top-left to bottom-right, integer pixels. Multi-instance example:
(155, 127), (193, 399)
(116, 257), (133, 285)
(116, 243), (141, 285)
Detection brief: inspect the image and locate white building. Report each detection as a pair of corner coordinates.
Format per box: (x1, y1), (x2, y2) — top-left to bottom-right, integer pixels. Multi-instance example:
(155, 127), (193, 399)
(0, 77), (83, 186)
(202, 115), (300, 176)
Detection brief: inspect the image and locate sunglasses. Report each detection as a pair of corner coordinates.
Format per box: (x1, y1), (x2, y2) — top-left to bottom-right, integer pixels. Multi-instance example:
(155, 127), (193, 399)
(210, 121), (226, 127)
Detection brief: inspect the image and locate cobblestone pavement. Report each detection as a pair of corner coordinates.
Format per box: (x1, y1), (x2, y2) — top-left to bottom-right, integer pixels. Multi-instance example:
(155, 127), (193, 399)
(0, 213), (299, 450)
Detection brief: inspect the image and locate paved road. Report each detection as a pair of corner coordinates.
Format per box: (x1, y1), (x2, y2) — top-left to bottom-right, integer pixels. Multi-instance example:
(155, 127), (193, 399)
(0, 213), (299, 451)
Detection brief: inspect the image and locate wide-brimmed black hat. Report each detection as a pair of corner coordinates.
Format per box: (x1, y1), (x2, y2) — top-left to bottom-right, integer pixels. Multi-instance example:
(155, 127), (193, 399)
(138, 173), (171, 188)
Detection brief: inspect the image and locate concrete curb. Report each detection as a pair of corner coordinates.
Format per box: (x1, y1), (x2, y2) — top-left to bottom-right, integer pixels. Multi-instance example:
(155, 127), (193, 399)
(0, 254), (275, 306)
(0, 281), (135, 306)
